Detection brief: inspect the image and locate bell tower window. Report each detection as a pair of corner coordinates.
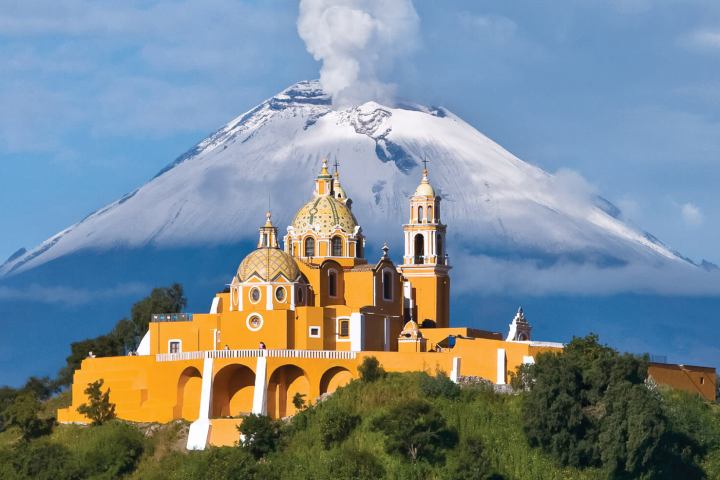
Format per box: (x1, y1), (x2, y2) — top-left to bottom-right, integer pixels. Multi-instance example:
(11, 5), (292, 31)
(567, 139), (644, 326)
(417, 206), (423, 224)
(427, 206), (433, 223)
(414, 234), (425, 264)
(304, 237), (315, 257)
(382, 270), (393, 300)
(331, 236), (342, 256)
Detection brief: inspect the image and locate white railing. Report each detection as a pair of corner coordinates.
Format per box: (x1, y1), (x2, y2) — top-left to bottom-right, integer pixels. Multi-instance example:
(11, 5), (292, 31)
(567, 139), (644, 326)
(156, 349), (357, 362)
(156, 351), (205, 362)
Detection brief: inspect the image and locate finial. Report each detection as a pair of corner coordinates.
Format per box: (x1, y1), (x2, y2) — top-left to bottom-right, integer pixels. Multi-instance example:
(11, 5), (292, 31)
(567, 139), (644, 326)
(264, 210), (273, 227)
(382, 242), (389, 259)
(320, 158), (330, 176)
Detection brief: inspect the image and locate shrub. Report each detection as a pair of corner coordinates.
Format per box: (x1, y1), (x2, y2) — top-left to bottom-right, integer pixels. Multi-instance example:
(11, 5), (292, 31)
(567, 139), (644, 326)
(444, 436), (496, 480)
(318, 404), (360, 448)
(77, 379), (116, 425)
(320, 447), (384, 479)
(358, 356), (385, 382)
(73, 421), (145, 480)
(6, 439), (79, 480)
(420, 371), (460, 399)
(3, 391), (52, 439)
(238, 414), (281, 459)
(371, 399), (457, 464)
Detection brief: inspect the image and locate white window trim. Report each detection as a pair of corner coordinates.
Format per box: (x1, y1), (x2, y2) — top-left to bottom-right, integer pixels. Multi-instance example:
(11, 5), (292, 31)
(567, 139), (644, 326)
(336, 316), (351, 342)
(309, 326), (321, 338)
(246, 313), (264, 332)
(248, 286), (262, 304)
(168, 339), (182, 354)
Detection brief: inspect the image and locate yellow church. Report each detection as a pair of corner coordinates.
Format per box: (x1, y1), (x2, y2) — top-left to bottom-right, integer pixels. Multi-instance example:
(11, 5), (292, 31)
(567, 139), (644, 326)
(58, 160), (717, 449)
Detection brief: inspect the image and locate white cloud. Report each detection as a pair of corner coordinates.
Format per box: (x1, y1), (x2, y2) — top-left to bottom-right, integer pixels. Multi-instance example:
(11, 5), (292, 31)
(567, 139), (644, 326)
(681, 202), (704, 226)
(681, 29), (720, 50)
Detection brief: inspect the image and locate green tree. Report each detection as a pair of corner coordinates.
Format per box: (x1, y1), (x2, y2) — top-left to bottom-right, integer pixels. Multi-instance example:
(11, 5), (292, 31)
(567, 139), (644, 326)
(74, 421), (146, 479)
(292, 392), (306, 410)
(521, 334), (702, 477)
(371, 399), (457, 464)
(420, 371), (460, 399)
(3, 391), (52, 439)
(77, 379), (116, 425)
(237, 414), (281, 459)
(358, 356), (385, 382)
(318, 403), (360, 449)
(57, 284), (186, 385)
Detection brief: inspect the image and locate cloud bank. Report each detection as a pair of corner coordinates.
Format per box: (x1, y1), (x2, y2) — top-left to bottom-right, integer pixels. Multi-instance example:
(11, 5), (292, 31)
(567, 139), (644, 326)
(297, 0), (419, 106)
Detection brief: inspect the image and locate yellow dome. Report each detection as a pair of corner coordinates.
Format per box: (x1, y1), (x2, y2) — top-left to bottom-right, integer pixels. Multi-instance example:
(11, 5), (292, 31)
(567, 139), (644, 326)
(237, 247), (300, 282)
(414, 169), (436, 197)
(291, 195), (358, 237)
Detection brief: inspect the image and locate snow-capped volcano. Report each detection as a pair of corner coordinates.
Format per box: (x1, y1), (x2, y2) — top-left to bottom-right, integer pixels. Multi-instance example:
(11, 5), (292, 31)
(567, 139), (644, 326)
(0, 80), (690, 280)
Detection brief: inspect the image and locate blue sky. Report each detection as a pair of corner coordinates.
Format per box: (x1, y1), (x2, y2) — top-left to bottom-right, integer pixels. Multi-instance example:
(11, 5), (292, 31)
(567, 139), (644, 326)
(0, 0), (718, 268)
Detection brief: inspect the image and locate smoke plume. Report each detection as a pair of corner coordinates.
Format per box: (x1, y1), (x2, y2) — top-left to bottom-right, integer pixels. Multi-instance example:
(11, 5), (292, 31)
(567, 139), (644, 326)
(297, 0), (419, 106)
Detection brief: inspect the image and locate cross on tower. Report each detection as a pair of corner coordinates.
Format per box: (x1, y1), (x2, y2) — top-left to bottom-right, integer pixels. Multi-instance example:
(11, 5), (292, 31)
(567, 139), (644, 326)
(332, 159), (340, 173)
(421, 157), (430, 171)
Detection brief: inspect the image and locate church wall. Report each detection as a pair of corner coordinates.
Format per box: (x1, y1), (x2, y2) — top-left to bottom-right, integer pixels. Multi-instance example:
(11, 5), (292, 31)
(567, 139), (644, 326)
(150, 321), (200, 354)
(648, 363), (717, 401)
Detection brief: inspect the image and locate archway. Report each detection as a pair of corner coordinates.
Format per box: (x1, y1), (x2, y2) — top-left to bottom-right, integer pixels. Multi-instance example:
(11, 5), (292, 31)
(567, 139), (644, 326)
(320, 366), (353, 395)
(175, 367), (202, 420)
(414, 233), (425, 264)
(211, 364), (256, 418)
(267, 365), (310, 418)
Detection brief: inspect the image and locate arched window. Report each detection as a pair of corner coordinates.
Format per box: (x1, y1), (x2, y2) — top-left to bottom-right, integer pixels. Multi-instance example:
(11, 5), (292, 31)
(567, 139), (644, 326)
(427, 206), (433, 223)
(356, 239), (363, 258)
(304, 237), (315, 257)
(328, 270), (338, 297)
(382, 269), (393, 301)
(414, 234), (424, 264)
(331, 236), (342, 256)
(437, 235), (443, 259)
(418, 206), (423, 224)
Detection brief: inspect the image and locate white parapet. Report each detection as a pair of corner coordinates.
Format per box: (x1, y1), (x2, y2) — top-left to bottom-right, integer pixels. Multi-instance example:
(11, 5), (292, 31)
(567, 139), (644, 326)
(497, 348), (506, 385)
(186, 355), (214, 450)
(252, 356), (268, 415)
(450, 357), (461, 383)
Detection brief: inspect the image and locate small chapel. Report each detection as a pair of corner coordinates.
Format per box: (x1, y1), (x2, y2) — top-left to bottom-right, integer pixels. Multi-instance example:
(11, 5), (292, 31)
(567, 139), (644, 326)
(58, 159), (717, 449)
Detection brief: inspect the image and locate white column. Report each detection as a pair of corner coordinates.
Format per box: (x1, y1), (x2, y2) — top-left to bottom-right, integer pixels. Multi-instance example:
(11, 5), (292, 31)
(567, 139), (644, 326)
(266, 285), (273, 310)
(229, 288), (234, 312)
(496, 348), (506, 385)
(290, 283), (296, 310)
(383, 317), (391, 351)
(450, 357), (461, 383)
(252, 355), (268, 415)
(187, 355), (214, 450)
(238, 286), (243, 311)
(210, 297), (220, 314)
(424, 231), (430, 261)
(350, 312), (365, 352)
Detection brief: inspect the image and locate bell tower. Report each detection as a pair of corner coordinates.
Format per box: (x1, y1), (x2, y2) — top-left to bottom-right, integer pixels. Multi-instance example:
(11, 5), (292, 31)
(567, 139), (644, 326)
(398, 165), (450, 328)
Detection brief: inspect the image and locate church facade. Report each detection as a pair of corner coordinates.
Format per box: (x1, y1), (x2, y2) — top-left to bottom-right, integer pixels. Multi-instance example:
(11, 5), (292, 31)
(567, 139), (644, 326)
(58, 160), (717, 449)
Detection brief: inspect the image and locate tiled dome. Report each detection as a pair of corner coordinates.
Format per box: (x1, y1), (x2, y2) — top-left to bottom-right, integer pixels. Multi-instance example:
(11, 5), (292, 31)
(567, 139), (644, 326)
(237, 247), (300, 282)
(291, 195), (358, 237)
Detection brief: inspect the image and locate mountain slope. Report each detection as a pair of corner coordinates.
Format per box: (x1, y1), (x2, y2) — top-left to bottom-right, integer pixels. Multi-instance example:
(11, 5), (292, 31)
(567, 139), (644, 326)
(0, 80), (687, 279)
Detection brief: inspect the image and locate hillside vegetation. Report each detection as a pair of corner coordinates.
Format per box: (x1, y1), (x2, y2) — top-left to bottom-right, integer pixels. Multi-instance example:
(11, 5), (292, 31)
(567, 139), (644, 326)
(0, 284), (718, 479)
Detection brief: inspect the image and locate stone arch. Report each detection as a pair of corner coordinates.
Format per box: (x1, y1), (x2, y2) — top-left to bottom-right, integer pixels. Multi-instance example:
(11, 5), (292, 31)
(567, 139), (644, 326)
(175, 366), (202, 420)
(414, 233), (425, 264)
(211, 364), (256, 418)
(320, 366), (353, 395)
(267, 364), (310, 419)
